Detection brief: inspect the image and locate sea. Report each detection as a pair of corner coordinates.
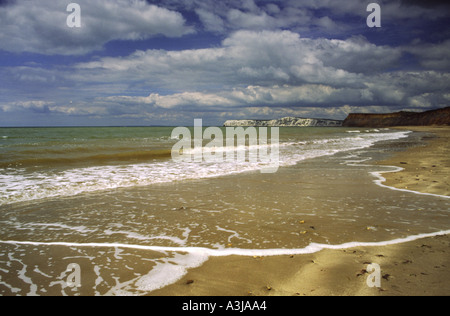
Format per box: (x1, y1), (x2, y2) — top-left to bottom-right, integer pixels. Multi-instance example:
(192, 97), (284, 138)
(0, 126), (449, 295)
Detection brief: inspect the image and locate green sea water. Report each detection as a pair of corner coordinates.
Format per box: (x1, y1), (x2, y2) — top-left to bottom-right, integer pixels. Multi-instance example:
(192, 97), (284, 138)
(0, 126), (449, 295)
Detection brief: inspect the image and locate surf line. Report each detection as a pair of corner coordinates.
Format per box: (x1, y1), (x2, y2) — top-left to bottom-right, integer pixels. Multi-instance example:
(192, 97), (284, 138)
(1, 230), (449, 257)
(343, 157), (450, 200)
(370, 166), (450, 200)
(365, 129), (449, 200)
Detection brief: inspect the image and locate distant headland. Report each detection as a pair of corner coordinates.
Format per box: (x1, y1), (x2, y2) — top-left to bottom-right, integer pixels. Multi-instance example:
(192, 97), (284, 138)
(342, 107), (450, 127)
(223, 117), (343, 127)
(223, 107), (450, 128)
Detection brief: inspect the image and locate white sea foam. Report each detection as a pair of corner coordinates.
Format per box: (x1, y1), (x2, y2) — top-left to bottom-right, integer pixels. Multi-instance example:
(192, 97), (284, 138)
(370, 167), (450, 200)
(216, 226), (253, 244)
(103, 227), (191, 246)
(134, 252), (209, 293)
(28, 223), (97, 234)
(0, 130), (411, 205)
(1, 229), (449, 294)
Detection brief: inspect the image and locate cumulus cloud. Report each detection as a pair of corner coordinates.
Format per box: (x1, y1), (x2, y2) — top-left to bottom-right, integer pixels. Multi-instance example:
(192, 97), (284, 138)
(98, 72), (448, 113)
(195, 8), (226, 33)
(405, 39), (450, 70)
(1, 0), (448, 126)
(76, 30), (400, 92)
(155, 0), (450, 37)
(6, 28), (446, 122)
(1, 100), (55, 113)
(0, 0), (193, 55)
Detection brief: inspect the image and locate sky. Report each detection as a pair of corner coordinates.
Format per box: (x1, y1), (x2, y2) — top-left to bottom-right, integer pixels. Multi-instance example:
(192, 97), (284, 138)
(0, 0), (449, 126)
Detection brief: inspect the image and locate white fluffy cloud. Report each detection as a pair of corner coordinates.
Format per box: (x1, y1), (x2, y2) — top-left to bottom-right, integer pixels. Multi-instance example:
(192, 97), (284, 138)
(98, 73), (448, 112)
(1, 0), (448, 125)
(159, 0), (450, 37)
(76, 30), (399, 90)
(0, 0), (193, 55)
(4, 29), (445, 121)
(0, 100), (54, 113)
(103, 84), (359, 110)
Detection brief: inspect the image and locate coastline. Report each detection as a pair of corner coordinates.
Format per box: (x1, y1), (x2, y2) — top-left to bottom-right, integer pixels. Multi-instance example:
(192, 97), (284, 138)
(377, 126), (449, 198)
(151, 126), (450, 296)
(151, 233), (449, 296)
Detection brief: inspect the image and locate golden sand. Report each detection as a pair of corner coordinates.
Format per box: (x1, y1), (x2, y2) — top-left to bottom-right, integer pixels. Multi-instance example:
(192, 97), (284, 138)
(151, 234), (449, 296)
(379, 126), (449, 197)
(150, 127), (450, 296)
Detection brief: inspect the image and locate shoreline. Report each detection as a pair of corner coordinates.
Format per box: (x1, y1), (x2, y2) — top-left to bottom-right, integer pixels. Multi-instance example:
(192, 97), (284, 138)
(377, 126), (449, 198)
(151, 126), (450, 296)
(1, 127), (448, 296)
(151, 233), (449, 296)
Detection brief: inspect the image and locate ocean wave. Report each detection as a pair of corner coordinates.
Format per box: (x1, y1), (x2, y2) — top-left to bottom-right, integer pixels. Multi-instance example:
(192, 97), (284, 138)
(0, 149), (173, 169)
(0, 130), (411, 205)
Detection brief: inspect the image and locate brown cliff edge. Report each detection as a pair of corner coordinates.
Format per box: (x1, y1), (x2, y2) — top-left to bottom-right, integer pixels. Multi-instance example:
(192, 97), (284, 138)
(343, 107), (450, 127)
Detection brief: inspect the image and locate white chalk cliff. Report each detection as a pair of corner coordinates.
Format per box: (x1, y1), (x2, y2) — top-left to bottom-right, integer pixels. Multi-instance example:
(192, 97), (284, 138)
(223, 117), (343, 127)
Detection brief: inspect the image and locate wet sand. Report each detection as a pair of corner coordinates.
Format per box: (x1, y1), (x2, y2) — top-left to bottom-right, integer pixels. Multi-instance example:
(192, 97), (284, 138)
(151, 234), (449, 296)
(151, 126), (450, 296)
(379, 126), (450, 197)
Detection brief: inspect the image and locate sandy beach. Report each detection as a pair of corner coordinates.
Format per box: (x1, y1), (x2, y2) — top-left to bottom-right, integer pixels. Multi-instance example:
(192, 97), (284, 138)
(151, 126), (450, 296)
(1, 126), (448, 296)
(379, 126), (450, 197)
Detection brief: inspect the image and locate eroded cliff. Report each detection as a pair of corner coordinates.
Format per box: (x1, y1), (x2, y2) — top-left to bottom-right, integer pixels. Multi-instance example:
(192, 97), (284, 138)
(342, 107), (450, 127)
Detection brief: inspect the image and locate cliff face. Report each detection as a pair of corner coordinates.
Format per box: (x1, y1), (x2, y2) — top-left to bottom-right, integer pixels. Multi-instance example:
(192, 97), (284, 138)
(343, 107), (450, 127)
(223, 117), (343, 127)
